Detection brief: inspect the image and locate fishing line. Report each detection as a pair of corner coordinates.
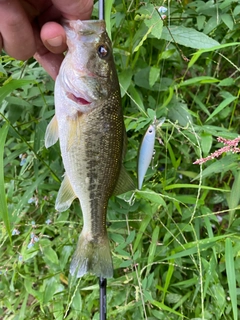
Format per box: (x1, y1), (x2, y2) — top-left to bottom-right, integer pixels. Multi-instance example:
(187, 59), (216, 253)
(137, 0), (191, 189)
(136, 2), (170, 190)
(155, 3), (169, 109)
(157, 1), (189, 62)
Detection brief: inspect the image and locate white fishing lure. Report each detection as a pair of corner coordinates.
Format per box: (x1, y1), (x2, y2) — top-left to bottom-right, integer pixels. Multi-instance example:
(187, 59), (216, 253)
(137, 118), (165, 189)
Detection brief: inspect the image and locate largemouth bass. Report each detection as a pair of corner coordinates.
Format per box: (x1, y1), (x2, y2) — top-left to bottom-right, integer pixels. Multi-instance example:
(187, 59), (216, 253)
(45, 19), (134, 278)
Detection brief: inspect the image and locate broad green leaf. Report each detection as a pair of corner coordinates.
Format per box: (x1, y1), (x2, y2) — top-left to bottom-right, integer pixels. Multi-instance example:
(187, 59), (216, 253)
(133, 24), (153, 53)
(200, 132), (213, 156)
(43, 277), (59, 304)
(147, 108), (156, 120)
(126, 230), (136, 245)
(0, 123), (11, 241)
(137, 3), (163, 39)
(150, 299), (186, 317)
(59, 245), (72, 270)
(218, 78), (235, 86)
(24, 278), (42, 301)
(141, 4), (163, 39)
(133, 213), (152, 253)
(188, 42), (240, 69)
(211, 283), (226, 314)
(221, 13), (234, 30)
(203, 16), (219, 34)
(206, 95), (237, 122)
(162, 262), (174, 301)
(0, 63), (7, 75)
(167, 97), (193, 126)
(180, 76), (219, 87)
(146, 226), (159, 276)
(160, 49), (175, 60)
(233, 5), (240, 16)
(0, 79), (34, 103)
(137, 190), (166, 207)
(225, 238), (238, 320)
(219, 0), (234, 10)
(105, 0), (113, 39)
(133, 4), (163, 52)
(128, 84), (147, 116)
(194, 154), (238, 180)
(42, 245), (59, 265)
(174, 195), (204, 205)
(134, 66), (173, 91)
(53, 300), (64, 320)
(71, 290), (82, 311)
(167, 142), (177, 169)
(149, 66), (160, 87)
(119, 69), (132, 97)
(228, 170), (240, 226)
(13, 171), (49, 221)
(111, 233), (125, 244)
(163, 235), (229, 260)
(18, 294), (29, 320)
(161, 26), (219, 49)
(197, 15), (206, 30)
(164, 184), (230, 193)
(194, 124), (238, 139)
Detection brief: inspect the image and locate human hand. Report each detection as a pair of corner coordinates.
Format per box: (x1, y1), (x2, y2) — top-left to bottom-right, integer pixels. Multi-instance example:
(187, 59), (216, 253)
(0, 0), (93, 79)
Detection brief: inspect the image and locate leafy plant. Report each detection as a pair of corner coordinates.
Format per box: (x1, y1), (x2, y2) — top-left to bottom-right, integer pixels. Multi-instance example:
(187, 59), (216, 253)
(1, 1), (240, 319)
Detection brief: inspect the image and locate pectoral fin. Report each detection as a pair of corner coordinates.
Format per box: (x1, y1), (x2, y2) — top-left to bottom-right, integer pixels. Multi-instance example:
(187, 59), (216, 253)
(45, 115), (59, 148)
(55, 174), (77, 212)
(67, 115), (81, 151)
(113, 165), (135, 196)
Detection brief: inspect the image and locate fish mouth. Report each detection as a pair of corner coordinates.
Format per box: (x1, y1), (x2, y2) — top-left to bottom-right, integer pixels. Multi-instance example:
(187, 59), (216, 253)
(67, 92), (91, 105)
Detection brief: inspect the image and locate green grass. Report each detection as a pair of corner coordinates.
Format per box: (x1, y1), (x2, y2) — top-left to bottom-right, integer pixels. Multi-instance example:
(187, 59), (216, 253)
(1, 0), (240, 319)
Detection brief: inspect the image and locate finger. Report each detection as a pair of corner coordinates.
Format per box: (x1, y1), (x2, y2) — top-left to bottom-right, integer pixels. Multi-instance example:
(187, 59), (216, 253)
(34, 50), (64, 80)
(40, 22), (67, 54)
(51, 0), (93, 20)
(33, 23), (64, 80)
(0, 33), (2, 53)
(0, 0), (36, 60)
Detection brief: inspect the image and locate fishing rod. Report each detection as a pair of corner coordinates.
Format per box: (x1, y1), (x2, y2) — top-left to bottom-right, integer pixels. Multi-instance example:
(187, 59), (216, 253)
(99, 277), (107, 320)
(99, 0), (105, 20)
(98, 1), (107, 318)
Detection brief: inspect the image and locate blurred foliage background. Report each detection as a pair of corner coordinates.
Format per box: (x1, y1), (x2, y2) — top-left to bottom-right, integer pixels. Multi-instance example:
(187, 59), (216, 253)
(0, 0), (240, 319)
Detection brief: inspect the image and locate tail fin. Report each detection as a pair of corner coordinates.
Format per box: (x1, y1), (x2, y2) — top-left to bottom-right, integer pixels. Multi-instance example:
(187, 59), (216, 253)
(70, 232), (113, 278)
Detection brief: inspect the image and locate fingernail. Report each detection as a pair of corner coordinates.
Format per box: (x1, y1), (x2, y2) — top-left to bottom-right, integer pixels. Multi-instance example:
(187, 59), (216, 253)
(46, 36), (63, 47)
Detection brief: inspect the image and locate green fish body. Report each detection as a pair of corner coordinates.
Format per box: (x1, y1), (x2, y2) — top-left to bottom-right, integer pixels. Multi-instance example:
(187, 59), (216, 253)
(45, 20), (133, 278)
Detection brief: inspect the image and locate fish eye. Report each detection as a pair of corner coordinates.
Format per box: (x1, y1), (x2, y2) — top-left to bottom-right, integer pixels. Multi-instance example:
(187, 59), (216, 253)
(97, 44), (109, 59)
(148, 127), (154, 134)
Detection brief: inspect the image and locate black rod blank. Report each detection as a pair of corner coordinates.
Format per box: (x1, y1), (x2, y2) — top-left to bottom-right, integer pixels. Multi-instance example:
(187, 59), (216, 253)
(99, 277), (107, 320)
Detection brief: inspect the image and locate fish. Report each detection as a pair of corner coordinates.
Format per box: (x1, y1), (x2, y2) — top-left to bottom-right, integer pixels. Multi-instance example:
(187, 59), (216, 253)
(45, 19), (134, 278)
(137, 118), (165, 189)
